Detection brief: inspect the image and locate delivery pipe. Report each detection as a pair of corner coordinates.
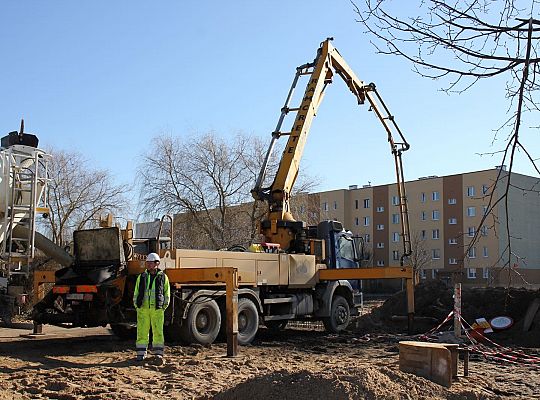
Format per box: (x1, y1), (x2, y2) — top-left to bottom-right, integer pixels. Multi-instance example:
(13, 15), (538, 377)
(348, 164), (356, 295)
(12, 225), (74, 267)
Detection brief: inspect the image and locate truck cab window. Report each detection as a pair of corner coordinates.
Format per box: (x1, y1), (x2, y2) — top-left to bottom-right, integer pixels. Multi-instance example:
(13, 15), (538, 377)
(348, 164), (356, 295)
(337, 236), (356, 268)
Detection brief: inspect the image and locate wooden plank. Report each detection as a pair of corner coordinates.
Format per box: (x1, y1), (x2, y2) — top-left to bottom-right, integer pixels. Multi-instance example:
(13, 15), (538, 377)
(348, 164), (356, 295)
(406, 277), (415, 333)
(399, 341), (452, 387)
(225, 268), (239, 357)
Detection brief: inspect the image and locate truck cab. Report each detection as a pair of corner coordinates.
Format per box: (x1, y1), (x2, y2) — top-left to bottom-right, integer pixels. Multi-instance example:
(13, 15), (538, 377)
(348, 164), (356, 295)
(315, 220), (359, 270)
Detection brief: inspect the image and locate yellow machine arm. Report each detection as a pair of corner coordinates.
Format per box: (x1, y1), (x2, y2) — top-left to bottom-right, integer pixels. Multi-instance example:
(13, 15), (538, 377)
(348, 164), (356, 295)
(252, 38), (411, 260)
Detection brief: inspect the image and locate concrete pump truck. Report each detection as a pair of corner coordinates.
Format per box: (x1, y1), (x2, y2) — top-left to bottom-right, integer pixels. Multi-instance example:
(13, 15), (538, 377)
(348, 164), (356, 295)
(32, 38), (414, 345)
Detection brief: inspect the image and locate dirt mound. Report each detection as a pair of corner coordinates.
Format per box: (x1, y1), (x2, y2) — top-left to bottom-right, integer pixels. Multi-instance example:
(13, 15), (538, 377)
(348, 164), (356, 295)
(210, 365), (495, 400)
(355, 281), (540, 347)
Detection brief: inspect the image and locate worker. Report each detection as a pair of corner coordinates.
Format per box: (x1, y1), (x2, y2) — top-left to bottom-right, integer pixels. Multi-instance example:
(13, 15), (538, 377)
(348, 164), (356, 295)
(133, 252), (170, 364)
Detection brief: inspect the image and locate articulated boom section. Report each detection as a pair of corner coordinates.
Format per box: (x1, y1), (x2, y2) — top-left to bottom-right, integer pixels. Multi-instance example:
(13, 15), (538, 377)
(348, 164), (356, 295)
(252, 38), (411, 255)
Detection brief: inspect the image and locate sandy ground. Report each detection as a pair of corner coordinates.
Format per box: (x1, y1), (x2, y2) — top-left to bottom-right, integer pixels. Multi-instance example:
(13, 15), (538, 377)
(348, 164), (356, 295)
(0, 317), (539, 400)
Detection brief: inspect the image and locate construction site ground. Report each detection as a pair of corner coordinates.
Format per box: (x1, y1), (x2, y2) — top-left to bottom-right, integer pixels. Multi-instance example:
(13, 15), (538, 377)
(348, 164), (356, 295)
(0, 297), (538, 400)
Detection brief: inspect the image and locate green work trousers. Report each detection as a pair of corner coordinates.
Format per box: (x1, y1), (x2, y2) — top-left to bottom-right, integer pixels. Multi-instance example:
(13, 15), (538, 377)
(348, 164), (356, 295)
(136, 306), (165, 357)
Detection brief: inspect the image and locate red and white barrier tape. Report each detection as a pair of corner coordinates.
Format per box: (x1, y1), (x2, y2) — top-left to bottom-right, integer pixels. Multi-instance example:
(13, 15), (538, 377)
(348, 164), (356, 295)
(418, 310), (454, 341)
(416, 311), (540, 367)
(459, 316), (540, 366)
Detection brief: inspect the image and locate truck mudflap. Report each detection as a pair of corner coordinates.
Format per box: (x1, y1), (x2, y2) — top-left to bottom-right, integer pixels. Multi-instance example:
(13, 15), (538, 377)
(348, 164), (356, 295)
(313, 280), (355, 318)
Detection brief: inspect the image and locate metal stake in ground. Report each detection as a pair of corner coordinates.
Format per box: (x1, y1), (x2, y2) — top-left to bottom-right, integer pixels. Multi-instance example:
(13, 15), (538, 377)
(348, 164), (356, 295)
(454, 283), (461, 338)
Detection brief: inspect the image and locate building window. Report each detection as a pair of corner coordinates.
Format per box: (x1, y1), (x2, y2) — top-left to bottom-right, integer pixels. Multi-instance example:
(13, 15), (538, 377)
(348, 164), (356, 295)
(483, 267), (489, 279)
(483, 206), (488, 216)
(392, 213), (400, 224)
(483, 246), (488, 257)
(392, 250), (400, 261)
(432, 191), (440, 201)
(448, 198), (456, 205)
(432, 269), (438, 279)
(355, 199), (359, 209)
(421, 230), (427, 240)
(432, 229), (440, 239)
(376, 224), (384, 230)
(482, 184), (489, 195)
(355, 217), (359, 226)
(432, 210), (440, 221)
(392, 196), (400, 206)
(323, 202), (328, 211)
(420, 269), (427, 279)
(468, 247), (476, 258)
(421, 211), (427, 221)
(448, 238), (458, 245)
(467, 186), (475, 197)
(449, 258), (457, 265)
(333, 201), (338, 210)
(421, 192), (426, 203)
(432, 249), (440, 259)
(363, 216), (370, 226)
(468, 227), (475, 237)
(363, 198), (370, 209)
(376, 206), (384, 212)
(377, 260), (385, 266)
(377, 242), (385, 249)
(448, 217), (457, 225)
(481, 226), (488, 236)
(467, 207), (476, 217)
(468, 268), (477, 279)
(364, 234), (370, 243)
(392, 232), (400, 242)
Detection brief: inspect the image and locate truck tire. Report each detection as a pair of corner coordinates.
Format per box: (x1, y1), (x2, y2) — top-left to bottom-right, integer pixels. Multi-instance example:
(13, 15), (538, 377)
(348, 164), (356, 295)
(237, 298), (259, 345)
(180, 298), (221, 345)
(322, 295), (350, 333)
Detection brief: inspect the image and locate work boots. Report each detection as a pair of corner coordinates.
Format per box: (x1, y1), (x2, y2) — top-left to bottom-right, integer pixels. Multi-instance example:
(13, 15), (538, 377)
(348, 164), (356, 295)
(154, 355), (165, 366)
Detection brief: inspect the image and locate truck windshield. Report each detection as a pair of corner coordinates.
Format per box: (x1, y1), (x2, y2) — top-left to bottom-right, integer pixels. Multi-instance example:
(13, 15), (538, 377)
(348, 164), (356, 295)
(338, 236), (356, 262)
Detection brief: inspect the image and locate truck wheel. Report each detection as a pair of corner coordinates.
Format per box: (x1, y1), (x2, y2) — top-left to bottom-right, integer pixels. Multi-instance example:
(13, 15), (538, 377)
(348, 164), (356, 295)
(322, 295), (350, 333)
(180, 298), (221, 345)
(237, 298), (259, 345)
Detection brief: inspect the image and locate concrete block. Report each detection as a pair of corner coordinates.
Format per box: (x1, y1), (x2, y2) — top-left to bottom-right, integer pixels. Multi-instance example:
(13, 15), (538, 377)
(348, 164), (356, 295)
(399, 341), (452, 387)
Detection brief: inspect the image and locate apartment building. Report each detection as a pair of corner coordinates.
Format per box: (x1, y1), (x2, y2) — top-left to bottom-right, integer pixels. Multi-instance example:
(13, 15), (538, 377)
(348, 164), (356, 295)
(319, 168), (540, 289)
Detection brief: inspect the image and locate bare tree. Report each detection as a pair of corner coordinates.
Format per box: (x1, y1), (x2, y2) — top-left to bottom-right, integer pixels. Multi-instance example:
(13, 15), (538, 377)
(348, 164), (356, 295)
(138, 131), (318, 250)
(43, 148), (129, 246)
(356, 0), (540, 282)
(407, 231), (433, 284)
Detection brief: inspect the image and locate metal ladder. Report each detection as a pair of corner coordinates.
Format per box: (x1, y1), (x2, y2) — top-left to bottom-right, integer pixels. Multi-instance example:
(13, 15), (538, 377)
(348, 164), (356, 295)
(1, 147), (50, 269)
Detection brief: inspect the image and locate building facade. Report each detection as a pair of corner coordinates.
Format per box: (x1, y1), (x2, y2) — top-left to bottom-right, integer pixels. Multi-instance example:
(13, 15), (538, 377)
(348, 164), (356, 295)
(319, 168), (540, 289)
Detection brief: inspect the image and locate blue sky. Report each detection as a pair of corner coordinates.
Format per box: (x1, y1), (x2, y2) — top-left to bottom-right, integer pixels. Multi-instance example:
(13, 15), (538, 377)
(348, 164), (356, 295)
(2, 1), (538, 211)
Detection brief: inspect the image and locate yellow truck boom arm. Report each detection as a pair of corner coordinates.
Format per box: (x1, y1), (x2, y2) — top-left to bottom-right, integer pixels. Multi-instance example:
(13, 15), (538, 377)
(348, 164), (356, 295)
(252, 38), (411, 260)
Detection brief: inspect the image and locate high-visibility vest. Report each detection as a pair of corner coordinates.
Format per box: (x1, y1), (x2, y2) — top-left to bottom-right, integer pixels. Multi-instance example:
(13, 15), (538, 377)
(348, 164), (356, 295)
(134, 270), (170, 309)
